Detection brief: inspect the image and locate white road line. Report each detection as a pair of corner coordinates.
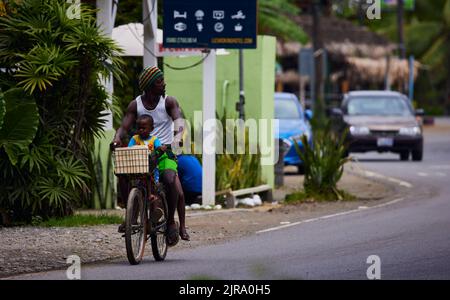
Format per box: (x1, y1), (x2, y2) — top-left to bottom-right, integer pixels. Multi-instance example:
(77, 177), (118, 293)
(256, 198), (405, 234)
(362, 170), (413, 188)
(430, 165), (450, 170)
(417, 172), (429, 177)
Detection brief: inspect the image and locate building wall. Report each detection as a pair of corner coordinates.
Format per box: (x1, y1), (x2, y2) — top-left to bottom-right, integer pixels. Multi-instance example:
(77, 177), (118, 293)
(164, 35), (276, 188)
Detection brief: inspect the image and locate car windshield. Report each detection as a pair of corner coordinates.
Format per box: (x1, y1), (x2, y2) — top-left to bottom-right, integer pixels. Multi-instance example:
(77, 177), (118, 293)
(347, 96), (412, 116)
(275, 99), (301, 119)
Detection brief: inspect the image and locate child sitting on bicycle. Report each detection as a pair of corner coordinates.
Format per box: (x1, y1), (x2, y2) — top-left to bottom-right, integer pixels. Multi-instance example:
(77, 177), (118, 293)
(128, 115), (177, 223)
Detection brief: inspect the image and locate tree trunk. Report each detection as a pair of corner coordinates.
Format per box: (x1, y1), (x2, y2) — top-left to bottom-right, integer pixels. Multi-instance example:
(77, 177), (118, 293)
(0, 208), (11, 226)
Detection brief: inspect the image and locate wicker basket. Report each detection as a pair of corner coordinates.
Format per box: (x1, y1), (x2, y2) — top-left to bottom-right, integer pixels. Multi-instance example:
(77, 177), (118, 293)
(113, 146), (150, 174)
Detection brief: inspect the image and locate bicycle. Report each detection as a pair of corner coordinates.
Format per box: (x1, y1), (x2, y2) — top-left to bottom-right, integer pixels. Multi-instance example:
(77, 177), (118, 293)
(112, 145), (168, 265)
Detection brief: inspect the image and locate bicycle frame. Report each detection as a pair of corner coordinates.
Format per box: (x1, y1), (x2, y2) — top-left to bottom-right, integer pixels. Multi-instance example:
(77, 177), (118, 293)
(127, 174), (166, 235)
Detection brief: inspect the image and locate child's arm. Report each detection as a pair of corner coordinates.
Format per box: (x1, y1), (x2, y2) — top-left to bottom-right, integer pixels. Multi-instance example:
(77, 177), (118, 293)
(156, 145), (168, 152)
(154, 137), (167, 157)
(154, 138), (165, 151)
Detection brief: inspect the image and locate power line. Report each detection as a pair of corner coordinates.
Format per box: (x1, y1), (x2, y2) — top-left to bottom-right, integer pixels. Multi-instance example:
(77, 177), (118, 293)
(125, 23), (210, 71)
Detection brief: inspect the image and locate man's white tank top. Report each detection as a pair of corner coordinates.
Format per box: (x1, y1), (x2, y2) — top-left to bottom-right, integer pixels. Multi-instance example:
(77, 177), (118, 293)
(136, 95), (174, 145)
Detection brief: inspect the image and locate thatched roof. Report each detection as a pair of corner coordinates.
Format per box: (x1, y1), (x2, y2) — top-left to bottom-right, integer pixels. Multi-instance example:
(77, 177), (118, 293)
(276, 15), (418, 86)
(277, 56), (420, 87)
(277, 15), (396, 59)
(345, 56), (420, 84)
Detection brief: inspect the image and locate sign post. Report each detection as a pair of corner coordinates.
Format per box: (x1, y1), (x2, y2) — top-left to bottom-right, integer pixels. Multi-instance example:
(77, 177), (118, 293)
(202, 50), (216, 206)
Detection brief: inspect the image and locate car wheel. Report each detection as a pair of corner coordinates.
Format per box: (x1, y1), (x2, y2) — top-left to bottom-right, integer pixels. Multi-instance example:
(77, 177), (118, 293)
(400, 151), (409, 161)
(412, 148), (423, 161)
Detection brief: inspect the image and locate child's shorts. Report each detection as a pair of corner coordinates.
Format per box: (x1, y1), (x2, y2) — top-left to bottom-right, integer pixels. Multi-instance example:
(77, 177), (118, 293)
(158, 152), (178, 173)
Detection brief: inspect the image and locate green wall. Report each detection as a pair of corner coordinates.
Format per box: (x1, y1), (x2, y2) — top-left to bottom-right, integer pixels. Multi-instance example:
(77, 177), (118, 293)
(164, 35), (276, 188)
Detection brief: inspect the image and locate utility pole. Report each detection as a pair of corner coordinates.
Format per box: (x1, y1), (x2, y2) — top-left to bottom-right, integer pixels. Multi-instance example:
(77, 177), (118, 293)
(397, 0), (406, 93)
(237, 49), (245, 120)
(312, 0), (325, 117)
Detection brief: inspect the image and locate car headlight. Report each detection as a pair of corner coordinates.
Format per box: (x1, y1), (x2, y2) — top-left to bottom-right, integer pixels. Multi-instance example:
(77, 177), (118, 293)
(280, 138), (293, 154)
(349, 126), (370, 135)
(399, 126), (421, 136)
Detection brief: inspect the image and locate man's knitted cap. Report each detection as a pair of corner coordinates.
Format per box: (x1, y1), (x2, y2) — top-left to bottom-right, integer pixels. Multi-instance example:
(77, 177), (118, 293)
(138, 66), (163, 91)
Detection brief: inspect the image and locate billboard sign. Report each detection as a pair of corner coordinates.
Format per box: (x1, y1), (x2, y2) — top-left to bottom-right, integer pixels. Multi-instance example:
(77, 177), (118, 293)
(163, 0), (257, 49)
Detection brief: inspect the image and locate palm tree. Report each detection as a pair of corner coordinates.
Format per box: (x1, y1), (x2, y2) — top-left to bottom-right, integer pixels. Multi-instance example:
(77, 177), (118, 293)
(404, 0), (450, 108)
(258, 0), (308, 43)
(0, 0), (125, 222)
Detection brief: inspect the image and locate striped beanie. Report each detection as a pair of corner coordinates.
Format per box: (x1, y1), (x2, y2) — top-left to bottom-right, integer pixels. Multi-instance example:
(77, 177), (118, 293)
(138, 66), (163, 92)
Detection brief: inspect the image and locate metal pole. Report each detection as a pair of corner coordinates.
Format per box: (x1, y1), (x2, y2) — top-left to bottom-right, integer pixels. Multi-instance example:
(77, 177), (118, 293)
(238, 49), (245, 120)
(409, 55), (415, 103)
(312, 0), (324, 115)
(384, 55), (391, 90)
(96, 0), (114, 131)
(143, 0), (157, 68)
(397, 0), (406, 93)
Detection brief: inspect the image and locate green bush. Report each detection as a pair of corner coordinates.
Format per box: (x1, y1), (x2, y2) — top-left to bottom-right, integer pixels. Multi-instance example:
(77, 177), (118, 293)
(215, 115), (262, 191)
(185, 114), (263, 192)
(293, 122), (351, 201)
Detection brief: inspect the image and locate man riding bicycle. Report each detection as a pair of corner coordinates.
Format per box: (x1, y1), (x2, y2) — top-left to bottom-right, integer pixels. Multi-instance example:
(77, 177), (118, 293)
(111, 66), (189, 245)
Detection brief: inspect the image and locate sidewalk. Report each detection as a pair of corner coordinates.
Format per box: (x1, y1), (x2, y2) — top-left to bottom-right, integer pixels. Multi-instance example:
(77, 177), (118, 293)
(0, 167), (402, 279)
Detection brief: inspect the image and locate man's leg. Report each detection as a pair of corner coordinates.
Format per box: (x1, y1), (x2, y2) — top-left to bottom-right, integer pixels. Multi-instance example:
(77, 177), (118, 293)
(160, 170), (190, 242)
(174, 175), (189, 240)
(117, 176), (129, 233)
(118, 176), (129, 208)
(160, 170), (179, 245)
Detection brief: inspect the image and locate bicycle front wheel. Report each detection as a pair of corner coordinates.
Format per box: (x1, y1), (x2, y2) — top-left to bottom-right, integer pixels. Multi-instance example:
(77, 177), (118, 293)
(125, 187), (147, 265)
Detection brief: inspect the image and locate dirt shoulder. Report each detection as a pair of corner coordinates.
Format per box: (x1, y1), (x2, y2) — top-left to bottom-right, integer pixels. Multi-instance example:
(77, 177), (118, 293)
(0, 165), (404, 279)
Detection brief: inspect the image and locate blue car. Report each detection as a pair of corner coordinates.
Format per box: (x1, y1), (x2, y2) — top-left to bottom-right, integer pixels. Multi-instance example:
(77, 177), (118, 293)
(274, 92), (313, 174)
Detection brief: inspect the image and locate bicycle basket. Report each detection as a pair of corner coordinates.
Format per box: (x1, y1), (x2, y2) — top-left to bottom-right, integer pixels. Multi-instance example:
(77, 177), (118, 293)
(113, 146), (150, 174)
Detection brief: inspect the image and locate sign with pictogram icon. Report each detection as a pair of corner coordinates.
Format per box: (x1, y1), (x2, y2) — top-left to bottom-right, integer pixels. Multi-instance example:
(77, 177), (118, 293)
(163, 0), (257, 49)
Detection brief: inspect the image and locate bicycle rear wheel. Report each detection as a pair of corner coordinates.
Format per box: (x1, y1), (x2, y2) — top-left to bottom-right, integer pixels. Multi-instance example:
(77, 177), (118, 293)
(125, 187), (147, 265)
(151, 184), (168, 261)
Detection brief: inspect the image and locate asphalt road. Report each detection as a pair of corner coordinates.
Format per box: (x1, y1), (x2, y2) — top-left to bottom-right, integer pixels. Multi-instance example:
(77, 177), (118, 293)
(11, 119), (450, 280)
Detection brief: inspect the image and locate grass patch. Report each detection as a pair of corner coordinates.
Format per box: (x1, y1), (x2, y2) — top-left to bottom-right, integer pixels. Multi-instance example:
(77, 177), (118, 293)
(284, 190), (356, 204)
(34, 214), (123, 227)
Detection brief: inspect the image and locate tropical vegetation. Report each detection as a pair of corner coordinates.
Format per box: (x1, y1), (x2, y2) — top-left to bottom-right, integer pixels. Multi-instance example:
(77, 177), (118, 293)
(293, 122), (351, 201)
(337, 0), (450, 114)
(0, 0), (125, 224)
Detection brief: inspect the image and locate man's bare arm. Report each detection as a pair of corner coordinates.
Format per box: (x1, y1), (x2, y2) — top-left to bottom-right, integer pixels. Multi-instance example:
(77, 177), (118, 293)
(166, 96), (184, 133)
(166, 96), (185, 147)
(112, 100), (137, 147)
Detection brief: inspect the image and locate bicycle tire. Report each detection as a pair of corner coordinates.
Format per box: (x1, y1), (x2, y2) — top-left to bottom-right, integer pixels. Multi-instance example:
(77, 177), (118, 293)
(125, 187), (147, 265)
(151, 184), (168, 261)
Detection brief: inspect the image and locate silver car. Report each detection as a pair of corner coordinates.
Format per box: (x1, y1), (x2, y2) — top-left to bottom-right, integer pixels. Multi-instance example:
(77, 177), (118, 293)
(331, 91), (424, 161)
